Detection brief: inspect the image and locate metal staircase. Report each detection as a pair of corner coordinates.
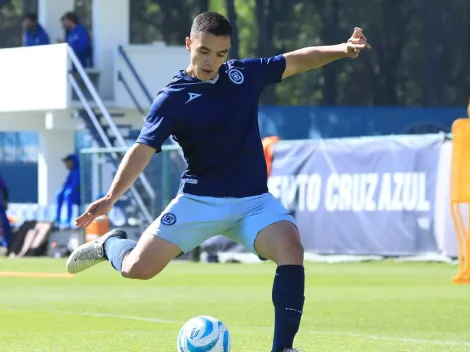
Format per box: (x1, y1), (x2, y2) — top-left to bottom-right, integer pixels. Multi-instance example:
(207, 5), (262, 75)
(66, 46), (156, 227)
(117, 45), (186, 163)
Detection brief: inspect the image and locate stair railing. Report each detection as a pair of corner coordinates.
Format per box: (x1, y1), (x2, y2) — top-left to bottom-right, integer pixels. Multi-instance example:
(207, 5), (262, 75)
(117, 45), (186, 163)
(67, 46), (155, 225)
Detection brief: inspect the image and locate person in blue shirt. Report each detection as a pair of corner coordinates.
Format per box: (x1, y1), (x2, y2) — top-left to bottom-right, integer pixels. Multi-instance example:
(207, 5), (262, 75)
(55, 154), (81, 228)
(0, 173), (12, 249)
(22, 13), (50, 46)
(60, 12), (92, 68)
(66, 12), (370, 352)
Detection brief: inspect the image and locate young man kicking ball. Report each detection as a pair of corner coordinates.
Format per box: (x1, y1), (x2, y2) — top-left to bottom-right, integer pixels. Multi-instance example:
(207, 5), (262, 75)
(67, 12), (370, 352)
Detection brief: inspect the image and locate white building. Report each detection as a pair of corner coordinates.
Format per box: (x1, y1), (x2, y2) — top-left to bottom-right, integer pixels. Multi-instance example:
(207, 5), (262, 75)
(0, 0), (189, 226)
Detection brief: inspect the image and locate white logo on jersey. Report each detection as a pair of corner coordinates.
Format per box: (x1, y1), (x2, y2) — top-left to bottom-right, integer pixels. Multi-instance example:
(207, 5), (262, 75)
(228, 69), (244, 84)
(225, 60), (244, 72)
(185, 92), (203, 104)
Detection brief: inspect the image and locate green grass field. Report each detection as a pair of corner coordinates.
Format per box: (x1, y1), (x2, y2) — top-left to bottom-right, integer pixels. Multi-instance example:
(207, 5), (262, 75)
(1, 258), (470, 351)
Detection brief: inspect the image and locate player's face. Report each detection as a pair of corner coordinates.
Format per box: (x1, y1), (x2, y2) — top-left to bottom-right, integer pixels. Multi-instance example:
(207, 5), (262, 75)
(186, 32), (230, 81)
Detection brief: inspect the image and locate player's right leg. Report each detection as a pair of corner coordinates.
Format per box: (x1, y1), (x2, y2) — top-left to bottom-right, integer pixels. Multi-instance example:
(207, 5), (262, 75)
(65, 228), (181, 279)
(66, 193), (231, 279)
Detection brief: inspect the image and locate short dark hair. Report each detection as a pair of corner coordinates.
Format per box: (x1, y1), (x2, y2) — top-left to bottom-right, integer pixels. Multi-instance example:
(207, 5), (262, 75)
(190, 12), (232, 38)
(23, 13), (38, 22)
(61, 11), (79, 24)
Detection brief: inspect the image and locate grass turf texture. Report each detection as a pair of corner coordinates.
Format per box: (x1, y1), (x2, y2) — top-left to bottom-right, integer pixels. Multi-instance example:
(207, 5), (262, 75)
(1, 258), (469, 351)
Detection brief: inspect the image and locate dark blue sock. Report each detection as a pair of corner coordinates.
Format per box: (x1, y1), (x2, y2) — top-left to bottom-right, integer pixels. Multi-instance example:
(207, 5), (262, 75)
(104, 236), (136, 272)
(271, 265), (305, 352)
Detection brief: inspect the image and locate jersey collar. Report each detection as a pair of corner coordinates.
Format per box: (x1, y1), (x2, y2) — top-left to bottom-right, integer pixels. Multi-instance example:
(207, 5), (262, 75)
(178, 70), (219, 84)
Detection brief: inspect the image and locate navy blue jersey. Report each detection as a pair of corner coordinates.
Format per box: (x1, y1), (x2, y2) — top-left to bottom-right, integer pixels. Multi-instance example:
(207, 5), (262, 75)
(136, 55), (286, 198)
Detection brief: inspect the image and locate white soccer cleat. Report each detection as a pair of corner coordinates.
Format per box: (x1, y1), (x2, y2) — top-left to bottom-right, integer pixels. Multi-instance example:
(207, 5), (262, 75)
(65, 229), (126, 274)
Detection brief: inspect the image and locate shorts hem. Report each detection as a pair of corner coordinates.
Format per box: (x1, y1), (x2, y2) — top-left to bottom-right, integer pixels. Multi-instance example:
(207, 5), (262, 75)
(146, 230), (187, 256)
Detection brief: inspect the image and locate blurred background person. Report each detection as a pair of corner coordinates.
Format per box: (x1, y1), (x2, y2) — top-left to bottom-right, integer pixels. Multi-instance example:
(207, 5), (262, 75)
(59, 11), (92, 68)
(55, 154), (81, 229)
(22, 13), (50, 46)
(0, 172), (12, 250)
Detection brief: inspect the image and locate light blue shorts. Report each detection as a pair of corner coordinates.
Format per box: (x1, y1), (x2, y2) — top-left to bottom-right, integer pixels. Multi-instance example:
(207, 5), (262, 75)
(146, 192), (296, 259)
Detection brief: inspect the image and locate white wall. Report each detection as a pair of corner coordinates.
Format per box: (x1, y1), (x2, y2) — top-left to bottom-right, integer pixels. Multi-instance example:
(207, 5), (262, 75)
(0, 31), (188, 113)
(114, 42), (189, 109)
(0, 110), (79, 131)
(38, 129), (76, 206)
(92, 0), (130, 100)
(0, 109), (80, 206)
(0, 44), (70, 112)
(38, 0), (74, 45)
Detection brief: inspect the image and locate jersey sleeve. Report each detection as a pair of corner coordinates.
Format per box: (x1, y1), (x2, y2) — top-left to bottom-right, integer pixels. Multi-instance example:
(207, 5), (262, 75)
(135, 92), (177, 153)
(242, 55), (286, 89)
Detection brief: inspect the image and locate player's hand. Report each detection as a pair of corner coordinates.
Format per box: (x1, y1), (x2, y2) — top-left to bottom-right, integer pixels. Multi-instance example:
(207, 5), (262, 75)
(75, 196), (115, 228)
(345, 27), (371, 58)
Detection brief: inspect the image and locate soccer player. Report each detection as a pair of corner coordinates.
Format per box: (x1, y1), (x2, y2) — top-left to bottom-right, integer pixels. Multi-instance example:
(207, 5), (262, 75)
(66, 12), (370, 352)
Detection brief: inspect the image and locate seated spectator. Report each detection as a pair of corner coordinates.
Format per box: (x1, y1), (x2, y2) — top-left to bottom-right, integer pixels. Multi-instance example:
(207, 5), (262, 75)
(59, 12), (92, 68)
(55, 154), (81, 228)
(0, 173), (12, 250)
(22, 13), (50, 46)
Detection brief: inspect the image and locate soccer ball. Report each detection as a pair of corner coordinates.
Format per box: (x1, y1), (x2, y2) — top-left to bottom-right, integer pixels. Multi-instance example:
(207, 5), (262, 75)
(177, 315), (231, 352)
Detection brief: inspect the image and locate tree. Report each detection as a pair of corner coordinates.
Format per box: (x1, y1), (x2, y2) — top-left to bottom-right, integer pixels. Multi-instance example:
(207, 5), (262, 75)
(0, 0), (25, 48)
(3, 0), (467, 107)
(225, 0), (239, 59)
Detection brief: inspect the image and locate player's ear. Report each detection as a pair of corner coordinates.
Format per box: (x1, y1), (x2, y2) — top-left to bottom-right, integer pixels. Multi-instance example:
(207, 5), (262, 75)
(185, 37), (191, 52)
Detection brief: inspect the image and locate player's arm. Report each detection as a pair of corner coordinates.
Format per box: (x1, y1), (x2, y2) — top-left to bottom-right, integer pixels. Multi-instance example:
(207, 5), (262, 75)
(75, 143), (157, 227)
(76, 92), (176, 227)
(104, 143), (156, 203)
(282, 27), (371, 79)
(106, 92), (176, 202)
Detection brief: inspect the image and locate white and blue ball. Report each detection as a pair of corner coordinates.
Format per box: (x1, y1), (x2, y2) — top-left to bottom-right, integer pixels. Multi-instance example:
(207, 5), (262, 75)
(177, 315), (231, 352)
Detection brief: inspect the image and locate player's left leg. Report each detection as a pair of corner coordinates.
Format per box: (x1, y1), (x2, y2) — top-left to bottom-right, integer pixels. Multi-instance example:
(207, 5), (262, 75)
(255, 221), (304, 352)
(229, 193), (304, 352)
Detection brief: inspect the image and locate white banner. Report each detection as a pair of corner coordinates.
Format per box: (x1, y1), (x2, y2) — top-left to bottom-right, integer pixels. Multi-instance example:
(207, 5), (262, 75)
(434, 140), (460, 258)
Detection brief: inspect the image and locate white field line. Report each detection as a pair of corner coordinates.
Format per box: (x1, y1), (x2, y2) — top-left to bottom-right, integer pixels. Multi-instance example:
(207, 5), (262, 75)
(3, 308), (179, 325)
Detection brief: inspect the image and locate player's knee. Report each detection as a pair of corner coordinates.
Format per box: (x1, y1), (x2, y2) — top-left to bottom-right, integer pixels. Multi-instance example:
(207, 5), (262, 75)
(272, 224), (304, 265)
(121, 256), (164, 280)
(257, 221), (304, 265)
